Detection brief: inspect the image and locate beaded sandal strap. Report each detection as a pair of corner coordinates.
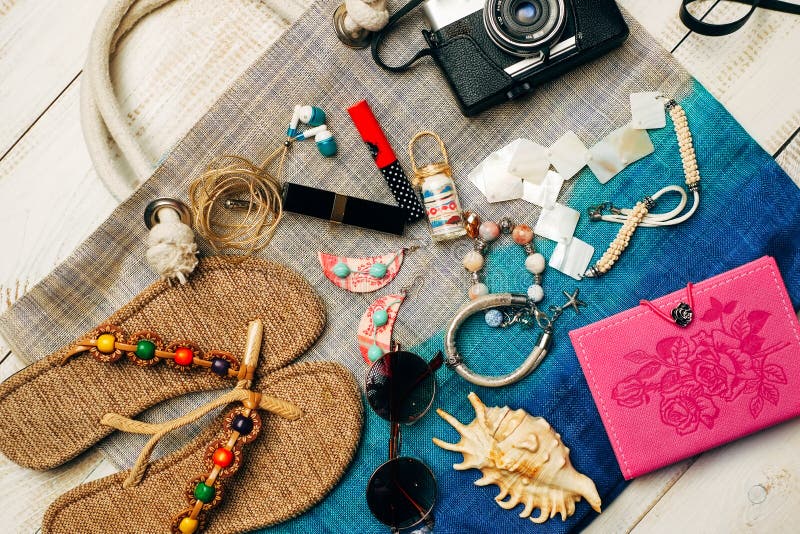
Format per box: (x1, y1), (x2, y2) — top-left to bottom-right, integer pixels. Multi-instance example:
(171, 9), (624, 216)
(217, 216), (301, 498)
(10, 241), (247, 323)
(60, 323), (242, 379)
(95, 320), (303, 534)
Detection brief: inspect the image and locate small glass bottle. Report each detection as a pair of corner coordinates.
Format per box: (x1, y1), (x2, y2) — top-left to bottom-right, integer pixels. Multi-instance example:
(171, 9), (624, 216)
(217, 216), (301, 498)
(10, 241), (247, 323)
(408, 131), (467, 242)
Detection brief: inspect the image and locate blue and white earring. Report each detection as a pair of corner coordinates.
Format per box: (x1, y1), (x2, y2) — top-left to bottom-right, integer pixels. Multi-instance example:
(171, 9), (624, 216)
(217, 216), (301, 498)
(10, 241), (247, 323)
(356, 276), (424, 364)
(294, 125), (338, 157)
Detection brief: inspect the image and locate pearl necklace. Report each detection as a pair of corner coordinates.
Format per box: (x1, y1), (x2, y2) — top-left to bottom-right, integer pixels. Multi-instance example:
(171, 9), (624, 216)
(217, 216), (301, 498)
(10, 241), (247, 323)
(584, 99), (701, 278)
(461, 213), (548, 326)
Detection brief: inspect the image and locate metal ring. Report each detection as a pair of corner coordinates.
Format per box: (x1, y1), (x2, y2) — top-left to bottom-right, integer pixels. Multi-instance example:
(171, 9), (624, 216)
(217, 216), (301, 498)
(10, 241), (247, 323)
(333, 4), (372, 49)
(444, 293), (553, 388)
(144, 198), (192, 229)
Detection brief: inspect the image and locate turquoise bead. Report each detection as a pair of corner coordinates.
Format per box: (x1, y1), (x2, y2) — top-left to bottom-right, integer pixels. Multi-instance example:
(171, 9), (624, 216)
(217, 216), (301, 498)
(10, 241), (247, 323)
(368, 263), (388, 278)
(367, 344), (384, 362)
(332, 261), (351, 278)
(372, 309), (389, 327)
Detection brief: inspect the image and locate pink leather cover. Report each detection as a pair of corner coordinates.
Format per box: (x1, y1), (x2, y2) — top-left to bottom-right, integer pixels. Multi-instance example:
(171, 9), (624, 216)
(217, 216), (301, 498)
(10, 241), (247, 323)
(570, 256), (800, 479)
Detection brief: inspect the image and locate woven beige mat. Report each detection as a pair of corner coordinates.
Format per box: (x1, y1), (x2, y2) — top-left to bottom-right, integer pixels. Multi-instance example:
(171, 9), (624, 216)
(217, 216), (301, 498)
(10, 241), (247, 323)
(0, 0), (690, 467)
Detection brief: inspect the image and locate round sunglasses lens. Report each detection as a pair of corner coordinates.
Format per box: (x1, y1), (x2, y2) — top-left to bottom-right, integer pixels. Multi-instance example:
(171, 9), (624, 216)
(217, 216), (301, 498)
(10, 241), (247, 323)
(365, 351), (435, 423)
(366, 457), (436, 529)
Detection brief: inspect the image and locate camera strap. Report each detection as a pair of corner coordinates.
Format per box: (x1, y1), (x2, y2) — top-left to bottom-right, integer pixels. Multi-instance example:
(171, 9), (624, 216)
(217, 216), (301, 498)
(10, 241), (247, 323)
(371, 0), (430, 72)
(679, 0), (800, 36)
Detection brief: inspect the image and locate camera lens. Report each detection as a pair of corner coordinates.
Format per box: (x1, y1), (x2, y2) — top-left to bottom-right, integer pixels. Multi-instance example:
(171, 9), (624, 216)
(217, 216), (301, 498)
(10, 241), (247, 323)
(484, 0), (567, 57)
(514, 2), (538, 25)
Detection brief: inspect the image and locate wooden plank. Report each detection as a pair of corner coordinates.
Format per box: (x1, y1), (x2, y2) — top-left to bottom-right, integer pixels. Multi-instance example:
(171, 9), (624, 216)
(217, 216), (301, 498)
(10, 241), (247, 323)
(620, 1), (800, 173)
(776, 134), (800, 188)
(0, 446), (109, 532)
(0, 0), (107, 157)
(670, 3), (800, 156)
(0, 350), (25, 382)
(632, 417), (800, 533)
(0, 80), (117, 316)
(618, 0), (718, 50)
(585, 461), (693, 534)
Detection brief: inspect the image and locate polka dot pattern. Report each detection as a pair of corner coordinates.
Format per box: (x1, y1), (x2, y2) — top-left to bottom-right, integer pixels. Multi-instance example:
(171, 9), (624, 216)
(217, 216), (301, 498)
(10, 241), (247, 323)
(381, 161), (425, 222)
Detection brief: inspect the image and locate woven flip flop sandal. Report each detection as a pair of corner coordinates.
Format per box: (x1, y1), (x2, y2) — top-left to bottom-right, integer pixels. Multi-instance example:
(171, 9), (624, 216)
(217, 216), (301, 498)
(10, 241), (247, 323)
(42, 321), (363, 534)
(0, 256), (325, 470)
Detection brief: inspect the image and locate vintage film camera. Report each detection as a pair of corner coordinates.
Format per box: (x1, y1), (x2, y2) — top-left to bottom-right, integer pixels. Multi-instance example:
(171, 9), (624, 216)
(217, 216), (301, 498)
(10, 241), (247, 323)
(375, 0), (629, 116)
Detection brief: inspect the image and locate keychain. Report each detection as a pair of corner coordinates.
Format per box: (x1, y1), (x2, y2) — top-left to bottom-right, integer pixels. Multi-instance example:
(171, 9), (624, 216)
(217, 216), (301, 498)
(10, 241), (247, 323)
(409, 131), (467, 242)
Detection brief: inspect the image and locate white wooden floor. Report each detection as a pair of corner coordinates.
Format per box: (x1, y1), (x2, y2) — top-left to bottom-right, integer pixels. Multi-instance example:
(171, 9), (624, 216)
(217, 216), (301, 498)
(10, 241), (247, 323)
(0, 1), (798, 532)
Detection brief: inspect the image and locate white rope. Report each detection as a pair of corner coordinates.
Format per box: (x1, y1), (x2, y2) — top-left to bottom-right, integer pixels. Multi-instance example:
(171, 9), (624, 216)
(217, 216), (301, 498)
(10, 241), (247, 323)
(599, 185), (699, 227)
(81, 0), (307, 200)
(145, 207), (198, 283)
(343, 0), (388, 33)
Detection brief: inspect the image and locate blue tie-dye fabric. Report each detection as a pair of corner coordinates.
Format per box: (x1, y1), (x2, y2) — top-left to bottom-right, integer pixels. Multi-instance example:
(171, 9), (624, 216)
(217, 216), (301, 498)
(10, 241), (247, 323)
(260, 82), (800, 533)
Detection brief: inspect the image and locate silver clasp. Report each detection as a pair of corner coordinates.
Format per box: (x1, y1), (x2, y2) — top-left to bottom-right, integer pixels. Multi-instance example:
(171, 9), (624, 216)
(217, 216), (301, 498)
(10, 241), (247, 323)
(500, 307), (536, 328)
(587, 202), (622, 221)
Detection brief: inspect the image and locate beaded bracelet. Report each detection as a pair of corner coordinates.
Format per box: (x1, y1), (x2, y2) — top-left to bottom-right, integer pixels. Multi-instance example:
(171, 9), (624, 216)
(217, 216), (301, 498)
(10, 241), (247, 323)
(61, 323), (240, 378)
(584, 99), (701, 278)
(461, 212), (547, 326)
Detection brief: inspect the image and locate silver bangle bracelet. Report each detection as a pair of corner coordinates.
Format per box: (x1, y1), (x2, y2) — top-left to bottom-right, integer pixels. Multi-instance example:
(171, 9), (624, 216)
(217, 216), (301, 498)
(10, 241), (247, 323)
(444, 293), (553, 387)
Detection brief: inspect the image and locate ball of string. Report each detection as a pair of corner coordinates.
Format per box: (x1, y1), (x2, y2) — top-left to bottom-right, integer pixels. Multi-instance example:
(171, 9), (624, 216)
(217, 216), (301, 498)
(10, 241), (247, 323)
(189, 152), (285, 258)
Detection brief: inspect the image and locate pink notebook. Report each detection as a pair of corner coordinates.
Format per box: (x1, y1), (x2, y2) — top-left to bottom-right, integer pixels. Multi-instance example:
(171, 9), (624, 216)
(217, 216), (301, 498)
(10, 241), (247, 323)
(570, 256), (800, 479)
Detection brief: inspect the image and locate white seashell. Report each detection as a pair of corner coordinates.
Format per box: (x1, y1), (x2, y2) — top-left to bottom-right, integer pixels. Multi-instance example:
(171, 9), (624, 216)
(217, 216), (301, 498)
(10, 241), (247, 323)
(433, 392), (601, 524)
(484, 168), (524, 203)
(506, 139), (549, 184)
(522, 170), (564, 208)
(534, 202), (580, 243)
(469, 149), (524, 202)
(467, 152), (498, 196)
(549, 237), (595, 281)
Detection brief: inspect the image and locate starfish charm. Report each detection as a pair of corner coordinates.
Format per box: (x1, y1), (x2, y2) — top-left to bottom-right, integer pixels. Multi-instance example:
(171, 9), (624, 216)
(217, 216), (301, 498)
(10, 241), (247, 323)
(562, 289), (587, 313)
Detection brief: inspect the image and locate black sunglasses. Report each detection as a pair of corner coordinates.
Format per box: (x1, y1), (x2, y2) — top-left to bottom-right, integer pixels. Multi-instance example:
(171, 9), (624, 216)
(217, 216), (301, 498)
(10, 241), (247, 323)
(365, 350), (443, 531)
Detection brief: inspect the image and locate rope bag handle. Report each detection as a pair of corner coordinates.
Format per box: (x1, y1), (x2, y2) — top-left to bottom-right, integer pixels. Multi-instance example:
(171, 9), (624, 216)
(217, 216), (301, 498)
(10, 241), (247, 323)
(81, 0), (301, 200)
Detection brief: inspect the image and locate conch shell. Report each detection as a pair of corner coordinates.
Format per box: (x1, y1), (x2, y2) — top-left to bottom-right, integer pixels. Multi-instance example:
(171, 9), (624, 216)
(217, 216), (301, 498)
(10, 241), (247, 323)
(433, 392), (601, 524)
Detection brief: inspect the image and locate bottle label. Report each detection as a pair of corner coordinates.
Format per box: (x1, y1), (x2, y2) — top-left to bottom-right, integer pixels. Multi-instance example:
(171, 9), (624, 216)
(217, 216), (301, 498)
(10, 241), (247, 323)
(422, 180), (463, 235)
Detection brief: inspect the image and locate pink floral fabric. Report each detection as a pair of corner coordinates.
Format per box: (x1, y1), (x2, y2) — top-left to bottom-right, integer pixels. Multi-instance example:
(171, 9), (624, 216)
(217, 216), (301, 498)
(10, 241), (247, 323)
(570, 257), (800, 479)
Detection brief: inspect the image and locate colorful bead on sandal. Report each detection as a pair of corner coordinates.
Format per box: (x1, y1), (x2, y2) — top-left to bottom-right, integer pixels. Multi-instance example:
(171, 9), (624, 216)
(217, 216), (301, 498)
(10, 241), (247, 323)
(171, 396), (266, 533)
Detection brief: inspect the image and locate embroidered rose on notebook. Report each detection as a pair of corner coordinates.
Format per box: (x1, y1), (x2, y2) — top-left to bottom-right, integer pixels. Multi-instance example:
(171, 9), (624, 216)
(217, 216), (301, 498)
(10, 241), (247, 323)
(659, 394), (718, 435)
(611, 299), (790, 435)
